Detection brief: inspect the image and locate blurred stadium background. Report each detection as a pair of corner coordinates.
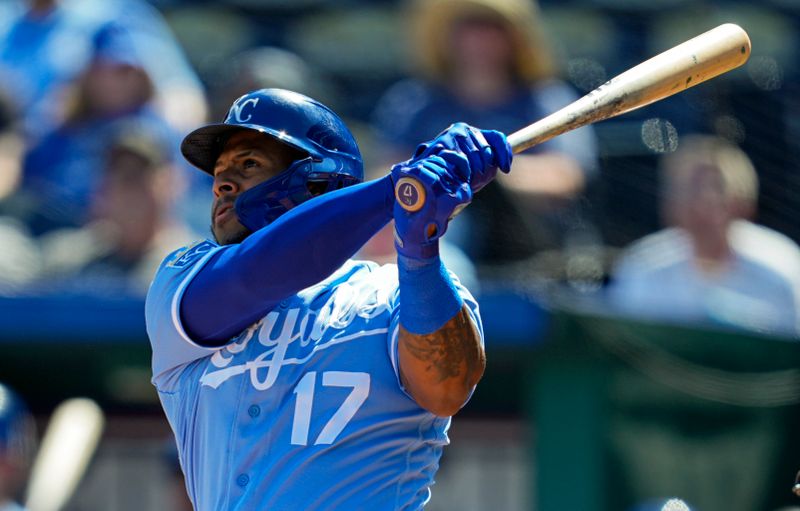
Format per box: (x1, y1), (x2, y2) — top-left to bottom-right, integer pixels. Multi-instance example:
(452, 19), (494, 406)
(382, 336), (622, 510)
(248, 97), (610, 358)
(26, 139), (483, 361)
(1, 0), (800, 510)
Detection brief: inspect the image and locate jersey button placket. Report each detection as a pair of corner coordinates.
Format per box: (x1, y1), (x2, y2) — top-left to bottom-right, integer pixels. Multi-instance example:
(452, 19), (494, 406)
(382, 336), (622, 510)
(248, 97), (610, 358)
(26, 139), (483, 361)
(236, 473), (250, 487)
(247, 404), (261, 418)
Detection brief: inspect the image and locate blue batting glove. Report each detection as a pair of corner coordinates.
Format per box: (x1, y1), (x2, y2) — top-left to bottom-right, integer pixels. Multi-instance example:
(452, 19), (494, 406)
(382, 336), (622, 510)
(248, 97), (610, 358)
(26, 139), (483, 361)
(392, 152), (472, 260)
(412, 122), (513, 193)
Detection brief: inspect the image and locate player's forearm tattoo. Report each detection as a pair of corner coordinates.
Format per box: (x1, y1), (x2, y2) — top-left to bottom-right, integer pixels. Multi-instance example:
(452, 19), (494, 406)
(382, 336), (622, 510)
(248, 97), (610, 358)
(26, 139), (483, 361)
(400, 306), (484, 385)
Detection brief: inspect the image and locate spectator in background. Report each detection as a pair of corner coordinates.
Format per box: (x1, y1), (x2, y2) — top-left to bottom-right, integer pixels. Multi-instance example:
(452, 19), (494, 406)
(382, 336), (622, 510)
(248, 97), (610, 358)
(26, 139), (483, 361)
(0, 383), (36, 511)
(13, 22), (188, 236)
(371, 0), (599, 271)
(0, 0), (206, 141)
(0, 0), (97, 140)
(34, 123), (196, 297)
(608, 135), (800, 337)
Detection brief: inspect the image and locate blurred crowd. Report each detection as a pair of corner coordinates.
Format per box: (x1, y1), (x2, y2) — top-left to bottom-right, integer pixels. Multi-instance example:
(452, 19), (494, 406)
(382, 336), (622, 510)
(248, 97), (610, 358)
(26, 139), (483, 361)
(0, 0), (207, 297)
(0, 0), (799, 339)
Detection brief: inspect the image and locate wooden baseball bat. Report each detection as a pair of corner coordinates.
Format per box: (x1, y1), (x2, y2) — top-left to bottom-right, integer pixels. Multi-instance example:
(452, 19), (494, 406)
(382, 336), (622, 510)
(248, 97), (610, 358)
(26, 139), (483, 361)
(394, 23), (751, 212)
(24, 398), (105, 511)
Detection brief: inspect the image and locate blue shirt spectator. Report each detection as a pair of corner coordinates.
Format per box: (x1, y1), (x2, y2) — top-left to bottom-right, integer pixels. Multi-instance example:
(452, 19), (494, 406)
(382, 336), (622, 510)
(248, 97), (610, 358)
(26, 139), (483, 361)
(0, 0), (206, 141)
(17, 23), (188, 235)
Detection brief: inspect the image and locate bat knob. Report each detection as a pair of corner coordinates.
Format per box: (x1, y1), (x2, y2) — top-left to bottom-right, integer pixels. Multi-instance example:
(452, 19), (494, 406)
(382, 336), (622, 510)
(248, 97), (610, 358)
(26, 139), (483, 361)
(394, 177), (426, 212)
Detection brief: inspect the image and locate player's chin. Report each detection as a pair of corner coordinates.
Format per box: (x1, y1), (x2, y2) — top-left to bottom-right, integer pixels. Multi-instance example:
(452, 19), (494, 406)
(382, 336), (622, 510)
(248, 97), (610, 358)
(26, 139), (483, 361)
(211, 222), (252, 245)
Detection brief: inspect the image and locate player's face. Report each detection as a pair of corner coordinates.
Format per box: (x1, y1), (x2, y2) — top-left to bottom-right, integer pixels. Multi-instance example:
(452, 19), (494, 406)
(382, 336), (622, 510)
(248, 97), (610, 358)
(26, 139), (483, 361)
(211, 131), (301, 245)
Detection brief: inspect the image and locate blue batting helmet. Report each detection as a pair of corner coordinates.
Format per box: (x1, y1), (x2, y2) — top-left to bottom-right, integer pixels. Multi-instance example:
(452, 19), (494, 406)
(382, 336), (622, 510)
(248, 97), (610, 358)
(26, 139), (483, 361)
(0, 383), (36, 466)
(181, 88), (364, 231)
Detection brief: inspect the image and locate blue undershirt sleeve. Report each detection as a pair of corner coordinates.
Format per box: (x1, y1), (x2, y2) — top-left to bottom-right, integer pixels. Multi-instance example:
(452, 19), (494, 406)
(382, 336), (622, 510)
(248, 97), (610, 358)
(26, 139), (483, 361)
(397, 253), (464, 335)
(180, 175), (395, 345)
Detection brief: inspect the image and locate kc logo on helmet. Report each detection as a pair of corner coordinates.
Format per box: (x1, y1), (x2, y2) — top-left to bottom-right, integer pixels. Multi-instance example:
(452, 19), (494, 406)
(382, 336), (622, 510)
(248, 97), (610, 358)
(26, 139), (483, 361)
(228, 97), (260, 123)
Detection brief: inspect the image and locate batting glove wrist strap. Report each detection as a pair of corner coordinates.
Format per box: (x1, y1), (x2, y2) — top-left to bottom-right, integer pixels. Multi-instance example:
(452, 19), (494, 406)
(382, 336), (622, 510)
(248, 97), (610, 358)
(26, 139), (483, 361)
(397, 254), (464, 335)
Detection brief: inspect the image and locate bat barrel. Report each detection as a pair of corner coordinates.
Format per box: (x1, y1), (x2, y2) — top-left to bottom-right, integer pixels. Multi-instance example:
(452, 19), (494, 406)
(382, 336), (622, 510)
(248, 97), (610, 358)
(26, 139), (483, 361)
(507, 23), (751, 154)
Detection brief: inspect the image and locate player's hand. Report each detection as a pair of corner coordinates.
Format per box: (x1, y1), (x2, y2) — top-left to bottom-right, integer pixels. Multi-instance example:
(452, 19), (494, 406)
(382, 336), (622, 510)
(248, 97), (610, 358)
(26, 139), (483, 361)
(391, 152), (472, 260)
(412, 122), (513, 193)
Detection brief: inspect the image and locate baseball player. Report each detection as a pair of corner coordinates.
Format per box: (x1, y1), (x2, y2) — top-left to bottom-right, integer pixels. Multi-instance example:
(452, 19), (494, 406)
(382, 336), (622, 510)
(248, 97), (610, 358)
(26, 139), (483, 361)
(145, 88), (512, 510)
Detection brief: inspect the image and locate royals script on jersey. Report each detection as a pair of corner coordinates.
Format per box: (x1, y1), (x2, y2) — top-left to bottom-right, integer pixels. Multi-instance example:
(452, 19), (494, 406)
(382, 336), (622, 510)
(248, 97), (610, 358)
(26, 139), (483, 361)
(145, 240), (484, 511)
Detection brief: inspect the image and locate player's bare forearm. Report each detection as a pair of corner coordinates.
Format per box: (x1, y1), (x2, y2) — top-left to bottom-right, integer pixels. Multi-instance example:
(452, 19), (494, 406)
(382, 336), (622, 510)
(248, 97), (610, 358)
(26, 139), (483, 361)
(398, 305), (485, 417)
